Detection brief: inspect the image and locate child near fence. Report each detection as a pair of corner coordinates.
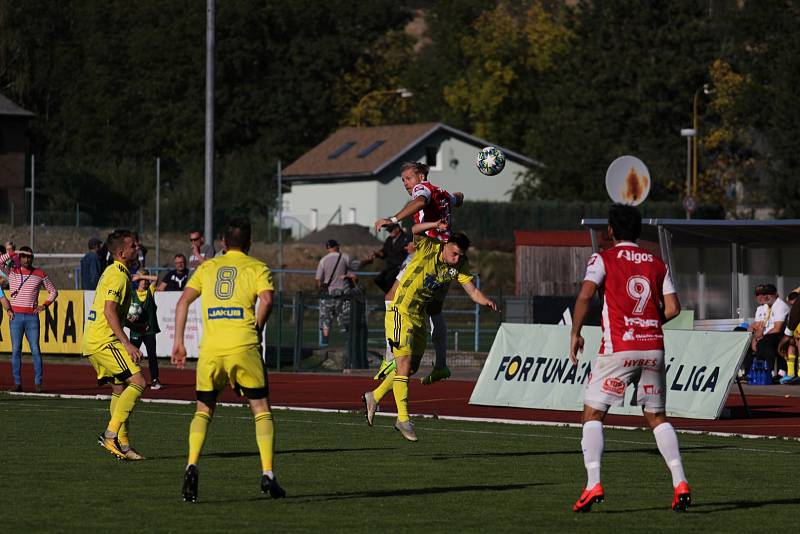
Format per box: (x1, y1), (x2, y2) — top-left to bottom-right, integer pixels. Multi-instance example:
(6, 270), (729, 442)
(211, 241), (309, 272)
(130, 270), (162, 389)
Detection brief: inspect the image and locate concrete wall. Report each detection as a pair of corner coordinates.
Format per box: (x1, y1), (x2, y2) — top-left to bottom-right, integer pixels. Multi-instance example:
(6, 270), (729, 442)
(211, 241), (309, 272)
(283, 179), (378, 237)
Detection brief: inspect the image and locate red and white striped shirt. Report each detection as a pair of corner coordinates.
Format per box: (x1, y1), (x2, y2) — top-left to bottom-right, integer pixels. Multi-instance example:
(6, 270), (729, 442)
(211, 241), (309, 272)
(0, 253), (59, 314)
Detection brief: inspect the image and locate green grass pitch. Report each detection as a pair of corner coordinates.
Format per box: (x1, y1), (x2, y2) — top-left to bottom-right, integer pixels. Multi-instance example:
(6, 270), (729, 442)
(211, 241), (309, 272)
(1, 395), (797, 532)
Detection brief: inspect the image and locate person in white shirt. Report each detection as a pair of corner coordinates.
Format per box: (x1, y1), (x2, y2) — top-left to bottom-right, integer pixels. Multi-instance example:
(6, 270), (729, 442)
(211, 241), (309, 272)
(743, 283), (790, 381)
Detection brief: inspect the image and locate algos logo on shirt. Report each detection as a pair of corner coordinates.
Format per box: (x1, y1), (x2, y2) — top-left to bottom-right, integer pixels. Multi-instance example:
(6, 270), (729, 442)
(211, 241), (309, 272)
(208, 307), (244, 319)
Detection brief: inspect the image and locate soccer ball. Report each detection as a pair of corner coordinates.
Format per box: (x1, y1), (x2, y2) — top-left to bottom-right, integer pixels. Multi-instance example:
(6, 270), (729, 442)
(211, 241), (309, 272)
(476, 146), (506, 176)
(127, 301), (143, 323)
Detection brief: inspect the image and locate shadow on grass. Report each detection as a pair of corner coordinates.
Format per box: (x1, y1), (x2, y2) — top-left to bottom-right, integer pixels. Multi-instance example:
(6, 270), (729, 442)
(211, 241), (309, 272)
(599, 496), (800, 514)
(202, 481), (550, 504)
(425, 444), (730, 461)
(149, 446), (396, 460)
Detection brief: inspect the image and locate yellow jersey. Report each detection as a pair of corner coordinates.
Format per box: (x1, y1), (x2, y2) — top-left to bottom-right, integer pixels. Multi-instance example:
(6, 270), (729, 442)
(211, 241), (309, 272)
(82, 261), (132, 355)
(392, 236), (473, 322)
(187, 250), (274, 356)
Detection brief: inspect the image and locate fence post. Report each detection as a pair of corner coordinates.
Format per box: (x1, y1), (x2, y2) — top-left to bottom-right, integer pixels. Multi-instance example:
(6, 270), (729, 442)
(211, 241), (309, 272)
(275, 291), (283, 371)
(474, 274), (481, 352)
(292, 291), (304, 371)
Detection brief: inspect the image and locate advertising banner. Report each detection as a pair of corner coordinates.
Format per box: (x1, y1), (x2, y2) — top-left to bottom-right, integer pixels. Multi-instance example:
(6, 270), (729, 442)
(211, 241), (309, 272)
(0, 290), (84, 354)
(469, 324), (750, 420)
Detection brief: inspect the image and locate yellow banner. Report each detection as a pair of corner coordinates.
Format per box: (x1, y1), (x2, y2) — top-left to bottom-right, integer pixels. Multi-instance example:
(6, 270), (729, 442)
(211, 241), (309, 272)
(0, 290), (84, 353)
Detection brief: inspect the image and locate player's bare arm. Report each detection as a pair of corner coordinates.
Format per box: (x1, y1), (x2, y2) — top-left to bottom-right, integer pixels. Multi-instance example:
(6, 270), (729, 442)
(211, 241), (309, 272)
(171, 287), (200, 369)
(662, 293), (681, 323)
(460, 280), (499, 312)
(256, 289), (273, 332)
(570, 280), (598, 365)
(374, 196), (427, 232)
(104, 298), (142, 362)
(411, 219), (447, 235)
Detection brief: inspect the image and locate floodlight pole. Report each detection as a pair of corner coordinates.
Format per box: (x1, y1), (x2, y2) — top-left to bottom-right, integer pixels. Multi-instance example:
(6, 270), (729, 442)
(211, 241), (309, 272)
(680, 128), (696, 220)
(204, 0), (215, 244)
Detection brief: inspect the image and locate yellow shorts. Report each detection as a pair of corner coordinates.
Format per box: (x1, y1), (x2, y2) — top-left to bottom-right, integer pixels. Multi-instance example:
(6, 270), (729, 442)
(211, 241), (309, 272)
(385, 306), (427, 358)
(196, 347), (268, 398)
(86, 341), (141, 386)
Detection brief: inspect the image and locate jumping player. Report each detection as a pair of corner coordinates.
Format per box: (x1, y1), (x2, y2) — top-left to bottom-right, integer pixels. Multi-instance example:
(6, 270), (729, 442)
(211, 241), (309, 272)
(569, 204), (691, 512)
(172, 217), (285, 502)
(362, 226), (497, 442)
(373, 161), (464, 385)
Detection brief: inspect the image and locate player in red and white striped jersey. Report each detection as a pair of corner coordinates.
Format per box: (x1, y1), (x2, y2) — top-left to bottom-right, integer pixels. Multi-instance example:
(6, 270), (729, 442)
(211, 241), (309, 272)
(372, 162), (464, 385)
(0, 246), (58, 392)
(569, 204), (691, 513)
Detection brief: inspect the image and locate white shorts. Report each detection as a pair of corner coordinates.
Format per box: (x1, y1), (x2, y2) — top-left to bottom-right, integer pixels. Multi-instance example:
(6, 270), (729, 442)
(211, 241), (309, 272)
(583, 350), (666, 413)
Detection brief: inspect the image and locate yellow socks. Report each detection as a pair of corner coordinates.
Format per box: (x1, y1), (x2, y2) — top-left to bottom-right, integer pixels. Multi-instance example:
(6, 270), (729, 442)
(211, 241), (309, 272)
(393, 375), (409, 422)
(107, 383), (144, 435)
(788, 353), (797, 377)
(373, 371), (396, 402)
(188, 412), (212, 466)
(254, 412), (275, 473)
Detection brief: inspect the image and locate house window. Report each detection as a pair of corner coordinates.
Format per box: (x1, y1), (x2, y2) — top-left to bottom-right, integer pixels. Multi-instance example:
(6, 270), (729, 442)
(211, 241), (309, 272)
(357, 140), (385, 158)
(425, 145), (441, 170)
(328, 141), (355, 159)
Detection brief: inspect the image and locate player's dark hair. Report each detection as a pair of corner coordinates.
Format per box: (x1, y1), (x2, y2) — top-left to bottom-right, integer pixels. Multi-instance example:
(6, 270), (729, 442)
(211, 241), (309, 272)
(106, 229), (133, 255)
(788, 291), (798, 303)
(608, 204), (641, 242)
(401, 161), (429, 179)
(448, 232), (471, 252)
(224, 217), (251, 251)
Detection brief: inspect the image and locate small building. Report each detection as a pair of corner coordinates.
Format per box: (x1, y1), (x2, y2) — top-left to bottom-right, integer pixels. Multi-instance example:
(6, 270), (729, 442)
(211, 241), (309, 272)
(281, 122), (540, 237)
(0, 92), (33, 225)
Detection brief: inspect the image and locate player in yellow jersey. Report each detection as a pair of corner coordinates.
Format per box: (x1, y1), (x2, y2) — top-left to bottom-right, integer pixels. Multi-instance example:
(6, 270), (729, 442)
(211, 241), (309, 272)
(82, 229), (146, 461)
(362, 223), (498, 441)
(171, 217), (285, 503)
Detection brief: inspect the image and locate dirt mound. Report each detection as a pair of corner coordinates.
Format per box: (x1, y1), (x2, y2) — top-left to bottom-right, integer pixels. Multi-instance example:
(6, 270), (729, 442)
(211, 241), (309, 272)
(299, 224), (381, 247)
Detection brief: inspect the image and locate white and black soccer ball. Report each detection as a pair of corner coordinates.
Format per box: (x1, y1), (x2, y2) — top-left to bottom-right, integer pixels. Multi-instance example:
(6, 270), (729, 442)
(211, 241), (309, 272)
(127, 301), (143, 323)
(476, 146), (506, 176)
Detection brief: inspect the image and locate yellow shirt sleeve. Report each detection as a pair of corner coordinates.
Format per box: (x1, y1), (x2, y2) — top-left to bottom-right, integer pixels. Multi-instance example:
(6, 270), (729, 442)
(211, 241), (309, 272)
(186, 262), (206, 294)
(104, 271), (127, 304)
(457, 258), (474, 284)
(255, 264), (275, 294)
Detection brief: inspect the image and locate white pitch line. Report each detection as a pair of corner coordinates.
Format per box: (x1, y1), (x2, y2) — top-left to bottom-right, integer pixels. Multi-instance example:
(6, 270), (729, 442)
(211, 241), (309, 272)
(2, 391), (799, 449)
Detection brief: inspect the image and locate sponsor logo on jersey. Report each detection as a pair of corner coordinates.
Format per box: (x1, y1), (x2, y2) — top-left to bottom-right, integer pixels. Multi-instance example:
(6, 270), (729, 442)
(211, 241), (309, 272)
(616, 249), (654, 264)
(423, 274), (446, 291)
(208, 307), (244, 320)
(641, 384), (662, 396)
(88, 310), (96, 321)
(107, 288), (121, 298)
(622, 328), (635, 341)
(624, 316), (660, 328)
(602, 377), (626, 396)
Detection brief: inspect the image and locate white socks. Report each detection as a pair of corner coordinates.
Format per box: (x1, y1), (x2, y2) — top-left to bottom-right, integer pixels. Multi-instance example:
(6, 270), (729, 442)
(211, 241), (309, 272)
(653, 422), (687, 487)
(581, 420), (604, 488)
(430, 313), (447, 368)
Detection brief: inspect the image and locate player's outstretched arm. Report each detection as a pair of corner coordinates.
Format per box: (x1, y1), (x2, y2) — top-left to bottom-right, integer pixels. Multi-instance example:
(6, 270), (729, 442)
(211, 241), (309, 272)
(570, 280), (597, 365)
(171, 287), (200, 369)
(374, 197), (427, 232)
(411, 220), (447, 235)
(460, 280), (498, 311)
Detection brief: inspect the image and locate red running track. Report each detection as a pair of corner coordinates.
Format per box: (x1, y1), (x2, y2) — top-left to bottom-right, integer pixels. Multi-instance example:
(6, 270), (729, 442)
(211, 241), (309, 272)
(2, 360), (800, 439)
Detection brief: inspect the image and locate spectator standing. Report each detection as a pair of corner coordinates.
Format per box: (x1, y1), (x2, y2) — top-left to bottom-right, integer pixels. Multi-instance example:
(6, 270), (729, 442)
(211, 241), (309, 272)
(315, 239), (364, 345)
(188, 231), (215, 269)
(371, 223), (412, 295)
(158, 254), (190, 291)
(130, 270), (163, 390)
(0, 246), (59, 392)
(81, 237), (104, 290)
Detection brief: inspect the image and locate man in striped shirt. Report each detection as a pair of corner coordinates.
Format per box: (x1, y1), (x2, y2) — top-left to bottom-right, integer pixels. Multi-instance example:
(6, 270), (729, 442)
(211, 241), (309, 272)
(0, 246), (59, 392)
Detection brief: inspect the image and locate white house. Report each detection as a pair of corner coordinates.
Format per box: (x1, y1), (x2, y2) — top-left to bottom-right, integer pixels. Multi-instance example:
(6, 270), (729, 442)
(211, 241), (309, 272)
(281, 122), (540, 237)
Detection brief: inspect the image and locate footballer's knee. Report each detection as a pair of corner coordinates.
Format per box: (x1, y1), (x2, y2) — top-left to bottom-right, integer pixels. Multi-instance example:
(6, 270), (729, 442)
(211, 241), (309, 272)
(127, 372), (147, 388)
(581, 404), (607, 424)
(643, 410), (667, 429)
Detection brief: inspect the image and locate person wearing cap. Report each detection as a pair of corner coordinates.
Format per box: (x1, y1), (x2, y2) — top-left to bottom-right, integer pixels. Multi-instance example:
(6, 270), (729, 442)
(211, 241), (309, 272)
(315, 239), (365, 345)
(742, 283), (790, 381)
(0, 245), (59, 392)
(81, 237), (104, 290)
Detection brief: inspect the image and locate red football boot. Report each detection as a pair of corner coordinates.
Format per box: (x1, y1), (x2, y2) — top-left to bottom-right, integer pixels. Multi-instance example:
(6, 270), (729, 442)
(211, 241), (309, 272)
(572, 483), (604, 512)
(672, 481), (692, 511)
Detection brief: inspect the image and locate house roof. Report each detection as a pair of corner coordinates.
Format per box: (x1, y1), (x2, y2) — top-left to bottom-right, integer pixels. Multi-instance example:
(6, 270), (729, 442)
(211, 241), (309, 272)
(282, 122), (540, 182)
(0, 93), (34, 117)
